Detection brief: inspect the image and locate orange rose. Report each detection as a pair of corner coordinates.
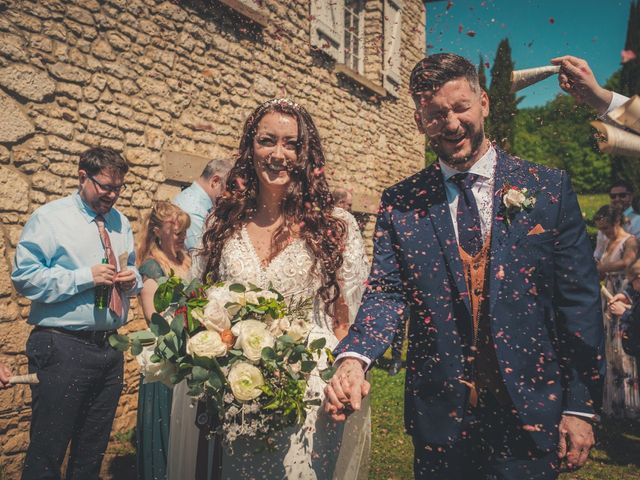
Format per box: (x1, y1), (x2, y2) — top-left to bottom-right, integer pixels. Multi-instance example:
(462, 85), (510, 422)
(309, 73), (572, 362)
(220, 329), (235, 349)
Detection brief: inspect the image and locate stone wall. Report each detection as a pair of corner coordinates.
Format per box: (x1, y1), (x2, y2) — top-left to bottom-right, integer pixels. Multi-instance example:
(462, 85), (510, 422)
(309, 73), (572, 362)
(0, 0), (425, 477)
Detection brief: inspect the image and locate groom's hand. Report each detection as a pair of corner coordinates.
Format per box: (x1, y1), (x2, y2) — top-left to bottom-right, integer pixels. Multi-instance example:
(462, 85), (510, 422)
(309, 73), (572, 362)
(557, 415), (595, 471)
(323, 358), (370, 422)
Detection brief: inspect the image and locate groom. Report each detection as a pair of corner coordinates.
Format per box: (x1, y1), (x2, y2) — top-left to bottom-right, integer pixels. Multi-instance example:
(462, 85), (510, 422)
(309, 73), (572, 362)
(325, 53), (604, 479)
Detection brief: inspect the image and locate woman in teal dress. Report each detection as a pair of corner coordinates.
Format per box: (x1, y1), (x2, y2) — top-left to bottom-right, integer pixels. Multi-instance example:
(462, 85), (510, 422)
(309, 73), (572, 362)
(135, 201), (192, 480)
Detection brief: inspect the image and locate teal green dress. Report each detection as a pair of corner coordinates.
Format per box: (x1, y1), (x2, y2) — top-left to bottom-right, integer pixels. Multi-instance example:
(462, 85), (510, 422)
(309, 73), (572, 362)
(136, 258), (173, 480)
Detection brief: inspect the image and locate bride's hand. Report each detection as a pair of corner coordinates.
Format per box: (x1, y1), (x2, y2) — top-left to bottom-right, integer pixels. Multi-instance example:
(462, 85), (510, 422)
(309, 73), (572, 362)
(323, 358), (370, 422)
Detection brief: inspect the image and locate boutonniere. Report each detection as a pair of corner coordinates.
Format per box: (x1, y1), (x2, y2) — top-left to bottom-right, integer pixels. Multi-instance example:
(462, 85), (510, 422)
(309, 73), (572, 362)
(500, 184), (536, 224)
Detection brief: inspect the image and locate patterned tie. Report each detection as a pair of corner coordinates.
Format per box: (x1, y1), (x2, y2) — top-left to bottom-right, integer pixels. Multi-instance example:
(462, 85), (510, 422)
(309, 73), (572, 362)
(95, 215), (123, 318)
(449, 173), (483, 256)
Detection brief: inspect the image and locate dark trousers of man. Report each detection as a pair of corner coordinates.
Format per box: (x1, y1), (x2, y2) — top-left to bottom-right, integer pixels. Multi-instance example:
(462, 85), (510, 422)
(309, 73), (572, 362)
(413, 392), (559, 480)
(22, 327), (124, 480)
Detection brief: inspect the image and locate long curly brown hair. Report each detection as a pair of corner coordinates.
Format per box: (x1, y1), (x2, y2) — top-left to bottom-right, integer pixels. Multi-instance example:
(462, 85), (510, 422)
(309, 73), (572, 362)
(200, 99), (347, 313)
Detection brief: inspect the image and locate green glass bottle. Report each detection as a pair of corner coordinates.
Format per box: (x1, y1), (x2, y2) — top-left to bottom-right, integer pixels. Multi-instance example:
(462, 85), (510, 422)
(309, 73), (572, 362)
(95, 257), (111, 309)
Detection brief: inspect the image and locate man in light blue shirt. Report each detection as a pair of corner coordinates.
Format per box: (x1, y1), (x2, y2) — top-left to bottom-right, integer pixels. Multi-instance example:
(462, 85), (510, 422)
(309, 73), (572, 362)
(12, 147), (142, 480)
(173, 159), (229, 252)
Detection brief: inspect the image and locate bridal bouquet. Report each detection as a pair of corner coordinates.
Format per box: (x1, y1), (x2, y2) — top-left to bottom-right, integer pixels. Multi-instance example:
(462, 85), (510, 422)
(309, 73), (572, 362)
(110, 275), (334, 442)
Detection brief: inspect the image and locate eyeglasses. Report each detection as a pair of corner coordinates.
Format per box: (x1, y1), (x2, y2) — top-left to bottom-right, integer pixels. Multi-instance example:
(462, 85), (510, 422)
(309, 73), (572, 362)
(609, 192), (631, 199)
(88, 176), (126, 194)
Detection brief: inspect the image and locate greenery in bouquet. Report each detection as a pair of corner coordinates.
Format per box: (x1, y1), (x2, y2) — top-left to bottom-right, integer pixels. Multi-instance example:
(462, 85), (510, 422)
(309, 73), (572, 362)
(109, 275), (335, 442)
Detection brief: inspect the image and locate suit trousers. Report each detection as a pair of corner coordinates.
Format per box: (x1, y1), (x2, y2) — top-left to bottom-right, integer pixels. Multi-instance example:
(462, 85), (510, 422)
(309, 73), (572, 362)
(22, 328), (124, 480)
(412, 392), (559, 480)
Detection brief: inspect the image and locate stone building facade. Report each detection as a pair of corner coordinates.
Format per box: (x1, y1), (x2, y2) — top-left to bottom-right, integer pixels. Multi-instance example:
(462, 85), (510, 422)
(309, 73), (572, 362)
(0, 0), (426, 477)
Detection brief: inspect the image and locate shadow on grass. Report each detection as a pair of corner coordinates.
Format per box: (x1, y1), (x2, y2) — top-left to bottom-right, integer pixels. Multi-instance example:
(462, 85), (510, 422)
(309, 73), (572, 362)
(595, 417), (640, 468)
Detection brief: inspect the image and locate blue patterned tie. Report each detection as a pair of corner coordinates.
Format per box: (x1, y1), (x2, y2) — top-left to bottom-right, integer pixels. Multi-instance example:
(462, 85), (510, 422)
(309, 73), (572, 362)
(449, 173), (482, 256)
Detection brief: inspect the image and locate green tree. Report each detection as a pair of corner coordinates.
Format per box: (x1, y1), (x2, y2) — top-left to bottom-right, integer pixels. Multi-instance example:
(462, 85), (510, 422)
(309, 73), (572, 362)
(488, 39), (518, 151)
(478, 55), (487, 92)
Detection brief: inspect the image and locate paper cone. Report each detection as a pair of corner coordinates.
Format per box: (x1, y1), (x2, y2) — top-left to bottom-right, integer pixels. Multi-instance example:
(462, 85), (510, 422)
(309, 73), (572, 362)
(510, 65), (561, 93)
(591, 121), (640, 158)
(608, 95), (640, 135)
(8, 373), (39, 385)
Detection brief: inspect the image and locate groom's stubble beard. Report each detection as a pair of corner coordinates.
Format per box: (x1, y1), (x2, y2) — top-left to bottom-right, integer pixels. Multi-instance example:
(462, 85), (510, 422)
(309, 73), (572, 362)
(429, 124), (486, 170)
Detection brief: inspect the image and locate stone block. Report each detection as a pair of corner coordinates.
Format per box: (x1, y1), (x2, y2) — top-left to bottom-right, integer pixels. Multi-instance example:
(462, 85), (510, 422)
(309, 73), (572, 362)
(31, 171), (64, 195)
(93, 38), (116, 60)
(29, 33), (53, 52)
(107, 31), (130, 51)
(0, 234), (13, 298)
(0, 33), (28, 62)
(0, 146), (9, 164)
(0, 298), (21, 325)
(49, 62), (91, 84)
(125, 148), (160, 167)
(0, 91), (35, 143)
(55, 81), (83, 101)
(66, 5), (95, 26)
(0, 65), (56, 102)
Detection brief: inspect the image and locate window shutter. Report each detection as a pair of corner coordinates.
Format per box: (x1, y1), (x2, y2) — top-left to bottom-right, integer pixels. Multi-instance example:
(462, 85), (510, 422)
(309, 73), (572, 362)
(383, 0), (403, 97)
(311, 0), (345, 63)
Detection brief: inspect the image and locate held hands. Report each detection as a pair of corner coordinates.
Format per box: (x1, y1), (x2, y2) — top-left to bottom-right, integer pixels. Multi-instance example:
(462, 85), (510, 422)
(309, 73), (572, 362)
(0, 363), (13, 389)
(114, 269), (137, 292)
(557, 415), (595, 471)
(551, 55), (612, 114)
(323, 358), (370, 422)
(92, 263), (136, 291)
(608, 293), (632, 317)
(92, 263), (116, 286)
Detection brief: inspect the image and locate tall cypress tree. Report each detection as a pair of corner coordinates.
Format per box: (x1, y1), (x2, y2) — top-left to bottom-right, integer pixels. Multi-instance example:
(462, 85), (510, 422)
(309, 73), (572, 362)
(478, 55), (487, 91)
(488, 39), (517, 151)
(620, 0), (640, 97)
(612, 0), (640, 190)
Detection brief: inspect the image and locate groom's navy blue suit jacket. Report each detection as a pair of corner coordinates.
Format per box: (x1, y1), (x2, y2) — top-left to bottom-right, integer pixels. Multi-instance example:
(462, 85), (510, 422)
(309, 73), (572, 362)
(336, 149), (605, 450)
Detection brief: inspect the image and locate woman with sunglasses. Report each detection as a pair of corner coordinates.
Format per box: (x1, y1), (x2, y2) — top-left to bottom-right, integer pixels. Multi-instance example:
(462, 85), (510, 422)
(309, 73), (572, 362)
(594, 205), (640, 419)
(135, 201), (192, 480)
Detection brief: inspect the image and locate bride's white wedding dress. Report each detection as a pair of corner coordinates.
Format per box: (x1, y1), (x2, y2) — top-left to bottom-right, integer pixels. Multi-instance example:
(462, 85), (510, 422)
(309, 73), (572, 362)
(167, 208), (371, 479)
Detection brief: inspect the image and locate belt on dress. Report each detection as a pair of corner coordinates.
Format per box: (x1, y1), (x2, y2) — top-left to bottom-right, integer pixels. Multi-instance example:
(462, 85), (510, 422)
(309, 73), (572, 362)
(33, 326), (118, 345)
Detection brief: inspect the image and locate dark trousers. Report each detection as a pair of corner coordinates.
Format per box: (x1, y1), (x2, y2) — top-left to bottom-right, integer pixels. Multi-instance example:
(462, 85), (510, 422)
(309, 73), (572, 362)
(413, 393), (559, 480)
(22, 328), (124, 480)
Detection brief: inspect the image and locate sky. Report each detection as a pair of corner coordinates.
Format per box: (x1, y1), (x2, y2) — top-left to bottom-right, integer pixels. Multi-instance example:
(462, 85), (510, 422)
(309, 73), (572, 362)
(425, 0), (633, 108)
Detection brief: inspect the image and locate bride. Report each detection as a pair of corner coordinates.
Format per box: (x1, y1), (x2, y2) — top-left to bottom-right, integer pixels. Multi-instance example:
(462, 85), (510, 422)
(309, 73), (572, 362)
(167, 98), (370, 479)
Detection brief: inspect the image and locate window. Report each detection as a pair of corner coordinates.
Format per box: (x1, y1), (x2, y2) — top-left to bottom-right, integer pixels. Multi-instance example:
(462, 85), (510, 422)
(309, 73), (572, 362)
(344, 0), (364, 74)
(383, 0), (403, 98)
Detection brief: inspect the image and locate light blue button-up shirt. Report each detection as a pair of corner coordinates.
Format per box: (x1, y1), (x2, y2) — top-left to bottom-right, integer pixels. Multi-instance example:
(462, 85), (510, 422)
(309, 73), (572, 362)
(173, 181), (213, 252)
(11, 192), (142, 330)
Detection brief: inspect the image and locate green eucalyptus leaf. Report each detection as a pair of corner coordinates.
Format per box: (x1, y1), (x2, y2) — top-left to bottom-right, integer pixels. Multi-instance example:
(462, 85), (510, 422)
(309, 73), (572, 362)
(191, 366), (209, 382)
(320, 367), (336, 382)
(228, 283), (246, 293)
(108, 333), (130, 352)
(308, 337), (326, 351)
(300, 361), (316, 373)
(150, 312), (171, 337)
(131, 339), (143, 356)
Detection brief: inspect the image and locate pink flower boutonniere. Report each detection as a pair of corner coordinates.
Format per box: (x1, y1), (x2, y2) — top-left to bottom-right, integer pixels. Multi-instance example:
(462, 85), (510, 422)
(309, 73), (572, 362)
(500, 184), (536, 224)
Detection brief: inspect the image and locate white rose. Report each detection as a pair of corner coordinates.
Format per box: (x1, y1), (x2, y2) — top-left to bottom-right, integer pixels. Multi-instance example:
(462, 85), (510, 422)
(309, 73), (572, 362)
(228, 361), (265, 402)
(136, 344), (176, 388)
(287, 319), (313, 343)
(206, 285), (242, 316)
(266, 315), (291, 337)
(187, 330), (228, 358)
(244, 291), (260, 305)
(503, 189), (526, 208)
(231, 320), (275, 363)
(192, 303), (232, 333)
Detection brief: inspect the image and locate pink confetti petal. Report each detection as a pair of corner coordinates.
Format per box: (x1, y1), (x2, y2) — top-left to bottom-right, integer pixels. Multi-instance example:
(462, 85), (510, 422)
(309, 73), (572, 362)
(466, 30), (476, 37)
(621, 49), (637, 64)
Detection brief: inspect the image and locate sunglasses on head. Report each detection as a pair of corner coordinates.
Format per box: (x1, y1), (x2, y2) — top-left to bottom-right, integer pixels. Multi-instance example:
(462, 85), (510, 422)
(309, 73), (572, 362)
(609, 192), (631, 199)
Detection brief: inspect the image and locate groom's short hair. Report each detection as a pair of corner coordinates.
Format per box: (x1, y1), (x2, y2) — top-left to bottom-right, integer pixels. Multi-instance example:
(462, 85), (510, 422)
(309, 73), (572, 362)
(410, 53), (480, 103)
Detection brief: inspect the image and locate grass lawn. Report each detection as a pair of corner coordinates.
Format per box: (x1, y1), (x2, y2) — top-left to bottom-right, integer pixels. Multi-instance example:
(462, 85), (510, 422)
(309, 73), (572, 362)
(369, 360), (640, 480)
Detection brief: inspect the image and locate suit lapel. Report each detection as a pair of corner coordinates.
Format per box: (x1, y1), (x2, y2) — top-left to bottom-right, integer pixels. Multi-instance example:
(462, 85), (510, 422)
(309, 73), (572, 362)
(489, 150), (522, 312)
(424, 163), (472, 316)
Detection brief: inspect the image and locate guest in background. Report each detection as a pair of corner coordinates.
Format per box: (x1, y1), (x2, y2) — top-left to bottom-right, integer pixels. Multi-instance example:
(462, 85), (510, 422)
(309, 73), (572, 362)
(609, 260), (640, 376)
(333, 187), (353, 212)
(135, 201), (192, 480)
(0, 363), (12, 388)
(594, 181), (640, 261)
(594, 205), (640, 418)
(11, 147), (142, 480)
(173, 159), (229, 253)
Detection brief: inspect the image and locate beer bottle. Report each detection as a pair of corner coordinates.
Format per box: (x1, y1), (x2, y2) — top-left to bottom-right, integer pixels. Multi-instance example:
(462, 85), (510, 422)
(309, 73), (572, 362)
(95, 257), (111, 309)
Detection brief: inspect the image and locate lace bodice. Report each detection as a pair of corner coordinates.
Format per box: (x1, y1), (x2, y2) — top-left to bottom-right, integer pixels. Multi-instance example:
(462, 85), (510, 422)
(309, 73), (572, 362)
(194, 208), (370, 333)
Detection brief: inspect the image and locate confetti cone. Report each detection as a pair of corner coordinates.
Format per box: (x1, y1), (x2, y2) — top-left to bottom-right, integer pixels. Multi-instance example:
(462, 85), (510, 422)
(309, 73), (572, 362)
(510, 65), (560, 93)
(591, 121), (640, 158)
(608, 95), (640, 135)
(8, 373), (39, 385)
